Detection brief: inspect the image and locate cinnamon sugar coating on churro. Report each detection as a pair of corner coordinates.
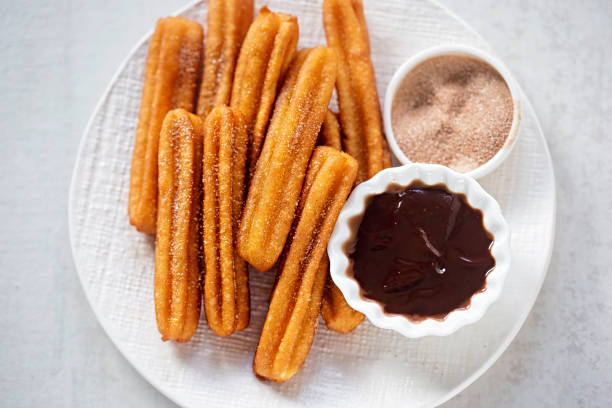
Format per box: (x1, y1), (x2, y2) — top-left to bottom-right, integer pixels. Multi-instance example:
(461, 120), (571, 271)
(323, 0), (391, 183)
(230, 7), (298, 176)
(317, 110), (343, 150)
(237, 47), (338, 272)
(316, 108), (365, 333)
(154, 109), (203, 342)
(129, 17), (203, 234)
(254, 147), (358, 382)
(202, 106), (250, 337)
(196, 0), (254, 118)
(321, 279), (365, 333)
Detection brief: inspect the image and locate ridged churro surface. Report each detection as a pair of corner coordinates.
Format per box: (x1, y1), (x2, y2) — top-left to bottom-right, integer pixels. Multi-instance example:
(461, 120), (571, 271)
(129, 17), (203, 233)
(323, 0), (391, 183)
(321, 279), (365, 333)
(202, 106), (250, 337)
(230, 7), (299, 176)
(154, 109), (203, 342)
(253, 147), (358, 382)
(315, 107), (365, 333)
(317, 109), (343, 150)
(237, 47), (338, 272)
(196, 0), (254, 118)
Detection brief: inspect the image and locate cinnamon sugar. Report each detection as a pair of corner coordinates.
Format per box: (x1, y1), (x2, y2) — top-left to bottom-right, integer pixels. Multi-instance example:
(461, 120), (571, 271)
(391, 55), (513, 172)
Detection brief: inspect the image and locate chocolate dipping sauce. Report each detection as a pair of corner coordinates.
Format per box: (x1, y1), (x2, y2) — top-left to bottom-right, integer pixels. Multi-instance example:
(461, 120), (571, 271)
(351, 182), (495, 320)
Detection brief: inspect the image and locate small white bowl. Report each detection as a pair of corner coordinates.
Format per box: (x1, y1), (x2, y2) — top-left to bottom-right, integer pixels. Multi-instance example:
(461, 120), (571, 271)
(383, 44), (522, 179)
(328, 163), (511, 338)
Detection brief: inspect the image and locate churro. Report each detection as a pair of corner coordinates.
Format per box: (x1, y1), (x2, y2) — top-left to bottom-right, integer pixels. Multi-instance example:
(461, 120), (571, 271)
(154, 109), (203, 342)
(129, 17), (203, 234)
(202, 106), (250, 337)
(317, 110), (343, 150)
(321, 279), (365, 333)
(315, 108), (366, 332)
(382, 137), (393, 168)
(254, 147), (358, 382)
(323, 0), (391, 183)
(196, 0), (253, 118)
(237, 47), (338, 272)
(230, 7), (298, 176)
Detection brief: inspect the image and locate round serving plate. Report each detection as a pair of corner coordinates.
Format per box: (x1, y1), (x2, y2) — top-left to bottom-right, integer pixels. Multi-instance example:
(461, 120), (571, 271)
(68, 0), (556, 407)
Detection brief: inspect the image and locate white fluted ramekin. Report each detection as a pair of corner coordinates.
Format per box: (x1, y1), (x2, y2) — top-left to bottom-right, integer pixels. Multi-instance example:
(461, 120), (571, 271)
(328, 163), (511, 338)
(383, 44), (522, 179)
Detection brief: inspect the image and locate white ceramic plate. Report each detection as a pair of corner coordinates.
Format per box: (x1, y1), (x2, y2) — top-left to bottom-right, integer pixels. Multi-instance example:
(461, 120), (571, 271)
(68, 1), (556, 407)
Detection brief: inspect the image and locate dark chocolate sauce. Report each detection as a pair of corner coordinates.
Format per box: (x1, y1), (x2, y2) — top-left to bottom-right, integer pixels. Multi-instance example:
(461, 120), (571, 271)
(351, 182), (495, 320)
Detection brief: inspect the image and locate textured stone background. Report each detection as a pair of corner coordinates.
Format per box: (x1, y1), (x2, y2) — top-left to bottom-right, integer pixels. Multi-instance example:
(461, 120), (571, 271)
(0, 0), (610, 407)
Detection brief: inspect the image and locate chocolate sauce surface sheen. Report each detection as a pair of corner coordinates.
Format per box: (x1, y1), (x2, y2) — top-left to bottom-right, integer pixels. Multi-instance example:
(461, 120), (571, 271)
(352, 183), (495, 319)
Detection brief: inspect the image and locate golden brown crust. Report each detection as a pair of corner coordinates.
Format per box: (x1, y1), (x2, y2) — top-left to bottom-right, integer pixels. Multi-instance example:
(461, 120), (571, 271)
(321, 278), (365, 333)
(316, 107), (365, 332)
(202, 106), (250, 337)
(253, 147), (358, 382)
(129, 17), (203, 234)
(196, 0), (254, 117)
(381, 136), (393, 168)
(154, 109), (203, 342)
(319, 0), (392, 332)
(230, 7), (298, 177)
(322, 0), (391, 183)
(237, 47), (338, 272)
(317, 110), (343, 150)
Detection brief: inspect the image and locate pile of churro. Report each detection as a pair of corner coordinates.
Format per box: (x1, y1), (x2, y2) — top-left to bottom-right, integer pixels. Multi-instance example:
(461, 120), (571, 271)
(128, 0), (391, 382)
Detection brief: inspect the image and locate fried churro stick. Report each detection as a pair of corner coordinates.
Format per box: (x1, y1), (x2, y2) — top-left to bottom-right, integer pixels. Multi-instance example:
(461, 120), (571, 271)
(154, 109), (203, 342)
(254, 147), (358, 382)
(317, 109), (343, 150)
(316, 109), (365, 332)
(230, 7), (299, 176)
(382, 137), (393, 168)
(202, 106), (250, 337)
(129, 17), (203, 234)
(323, 0), (391, 183)
(321, 0), (392, 332)
(321, 278), (364, 333)
(196, 0), (254, 118)
(237, 47), (338, 272)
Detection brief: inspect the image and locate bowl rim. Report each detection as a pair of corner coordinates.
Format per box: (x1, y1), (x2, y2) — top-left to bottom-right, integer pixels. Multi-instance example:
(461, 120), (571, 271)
(383, 44), (522, 179)
(327, 163), (511, 338)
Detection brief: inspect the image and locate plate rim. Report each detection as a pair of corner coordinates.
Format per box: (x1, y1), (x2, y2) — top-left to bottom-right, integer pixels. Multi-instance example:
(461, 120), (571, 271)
(68, 3), (204, 408)
(67, 1), (557, 407)
(423, 1), (557, 405)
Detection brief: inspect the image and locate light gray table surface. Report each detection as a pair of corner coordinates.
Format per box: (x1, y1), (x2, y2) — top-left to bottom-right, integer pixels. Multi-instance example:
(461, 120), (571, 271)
(1, 0), (610, 406)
